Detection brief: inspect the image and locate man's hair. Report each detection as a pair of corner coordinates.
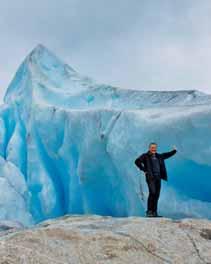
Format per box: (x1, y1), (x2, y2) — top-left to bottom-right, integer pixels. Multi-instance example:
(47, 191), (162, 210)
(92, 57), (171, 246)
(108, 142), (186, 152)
(149, 142), (157, 148)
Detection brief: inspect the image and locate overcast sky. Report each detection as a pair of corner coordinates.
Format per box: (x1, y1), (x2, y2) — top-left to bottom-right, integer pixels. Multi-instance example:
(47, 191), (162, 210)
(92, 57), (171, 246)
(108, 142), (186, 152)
(1, 0), (211, 103)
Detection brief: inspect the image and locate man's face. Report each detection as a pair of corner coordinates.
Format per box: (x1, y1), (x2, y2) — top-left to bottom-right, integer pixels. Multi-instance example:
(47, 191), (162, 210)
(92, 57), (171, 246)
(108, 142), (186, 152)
(149, 144), (157, 154)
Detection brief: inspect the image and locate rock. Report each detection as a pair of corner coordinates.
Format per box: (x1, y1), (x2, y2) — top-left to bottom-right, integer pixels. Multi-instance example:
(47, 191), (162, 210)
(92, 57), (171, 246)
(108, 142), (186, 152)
(0, 220), (24, 237)
(0, 215), (210, 263)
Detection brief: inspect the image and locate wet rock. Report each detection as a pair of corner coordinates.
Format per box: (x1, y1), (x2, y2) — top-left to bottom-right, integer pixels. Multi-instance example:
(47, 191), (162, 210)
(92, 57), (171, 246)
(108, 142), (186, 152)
(0, 215), (210, 263)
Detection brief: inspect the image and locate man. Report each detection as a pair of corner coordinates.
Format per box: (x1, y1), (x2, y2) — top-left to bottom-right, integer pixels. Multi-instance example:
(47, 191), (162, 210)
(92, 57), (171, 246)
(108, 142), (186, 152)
(134, 143), (177, 217)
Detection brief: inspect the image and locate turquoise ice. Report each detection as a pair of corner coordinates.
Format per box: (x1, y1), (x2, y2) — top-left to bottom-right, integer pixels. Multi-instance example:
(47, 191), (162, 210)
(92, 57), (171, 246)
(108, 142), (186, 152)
(0, 44), (211, 226)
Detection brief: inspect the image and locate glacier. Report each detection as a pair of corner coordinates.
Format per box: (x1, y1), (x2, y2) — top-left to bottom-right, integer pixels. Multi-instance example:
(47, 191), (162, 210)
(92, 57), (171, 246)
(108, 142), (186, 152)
(0, 44), (211, 226)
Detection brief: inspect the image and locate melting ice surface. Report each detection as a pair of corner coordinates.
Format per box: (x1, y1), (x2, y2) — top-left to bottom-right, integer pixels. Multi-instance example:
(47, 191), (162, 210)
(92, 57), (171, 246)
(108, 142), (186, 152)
(1, 44), (211, 226)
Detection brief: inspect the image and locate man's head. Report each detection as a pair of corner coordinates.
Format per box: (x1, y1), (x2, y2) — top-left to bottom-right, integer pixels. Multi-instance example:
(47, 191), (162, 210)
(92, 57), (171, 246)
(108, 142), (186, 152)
(149, 142), (157, 154)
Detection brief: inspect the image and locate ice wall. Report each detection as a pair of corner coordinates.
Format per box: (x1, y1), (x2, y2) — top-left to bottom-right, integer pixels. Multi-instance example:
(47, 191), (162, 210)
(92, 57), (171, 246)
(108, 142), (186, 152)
(0, 44), (211, 226)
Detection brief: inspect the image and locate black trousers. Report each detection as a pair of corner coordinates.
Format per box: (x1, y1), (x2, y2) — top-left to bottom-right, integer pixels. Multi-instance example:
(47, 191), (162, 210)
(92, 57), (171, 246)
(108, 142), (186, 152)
(146, 177), (161, 213)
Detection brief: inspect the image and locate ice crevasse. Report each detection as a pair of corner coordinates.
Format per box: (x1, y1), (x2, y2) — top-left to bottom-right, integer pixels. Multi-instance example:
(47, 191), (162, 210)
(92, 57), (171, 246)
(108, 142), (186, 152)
(0, 44), (211, 226)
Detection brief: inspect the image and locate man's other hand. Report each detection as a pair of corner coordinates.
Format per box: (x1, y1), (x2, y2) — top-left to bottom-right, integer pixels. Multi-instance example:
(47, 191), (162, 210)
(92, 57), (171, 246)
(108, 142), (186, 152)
(172, 145), (177, 151)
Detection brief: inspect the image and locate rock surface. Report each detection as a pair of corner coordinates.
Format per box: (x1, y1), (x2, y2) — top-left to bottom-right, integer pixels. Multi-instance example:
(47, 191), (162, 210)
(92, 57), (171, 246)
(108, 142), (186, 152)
(0, 215), (210, 263)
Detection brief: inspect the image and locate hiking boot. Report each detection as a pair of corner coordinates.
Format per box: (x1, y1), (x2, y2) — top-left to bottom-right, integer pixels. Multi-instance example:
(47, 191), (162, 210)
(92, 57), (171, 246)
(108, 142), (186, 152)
(154, 211), (163, 217)
(146, 210), (155, 217)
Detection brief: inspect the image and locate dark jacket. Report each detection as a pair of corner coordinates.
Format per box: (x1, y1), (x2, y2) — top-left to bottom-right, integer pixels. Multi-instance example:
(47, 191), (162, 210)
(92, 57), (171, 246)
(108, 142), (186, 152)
(134, 149), (177, 181)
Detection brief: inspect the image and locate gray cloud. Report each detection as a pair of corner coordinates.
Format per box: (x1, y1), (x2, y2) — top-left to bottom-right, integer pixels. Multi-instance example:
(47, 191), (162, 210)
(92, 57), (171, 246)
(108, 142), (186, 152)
(1, 0), (211, 103)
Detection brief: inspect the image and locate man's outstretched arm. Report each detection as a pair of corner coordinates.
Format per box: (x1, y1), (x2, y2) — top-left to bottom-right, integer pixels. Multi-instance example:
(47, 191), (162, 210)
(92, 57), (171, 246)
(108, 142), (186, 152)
(134, 154), (146, 172)
(161, 147), (177, 159)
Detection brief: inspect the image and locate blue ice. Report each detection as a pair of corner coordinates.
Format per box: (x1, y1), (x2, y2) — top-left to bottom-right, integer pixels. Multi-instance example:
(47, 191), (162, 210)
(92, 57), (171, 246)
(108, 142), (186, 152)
(0, 44), (211, 226)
